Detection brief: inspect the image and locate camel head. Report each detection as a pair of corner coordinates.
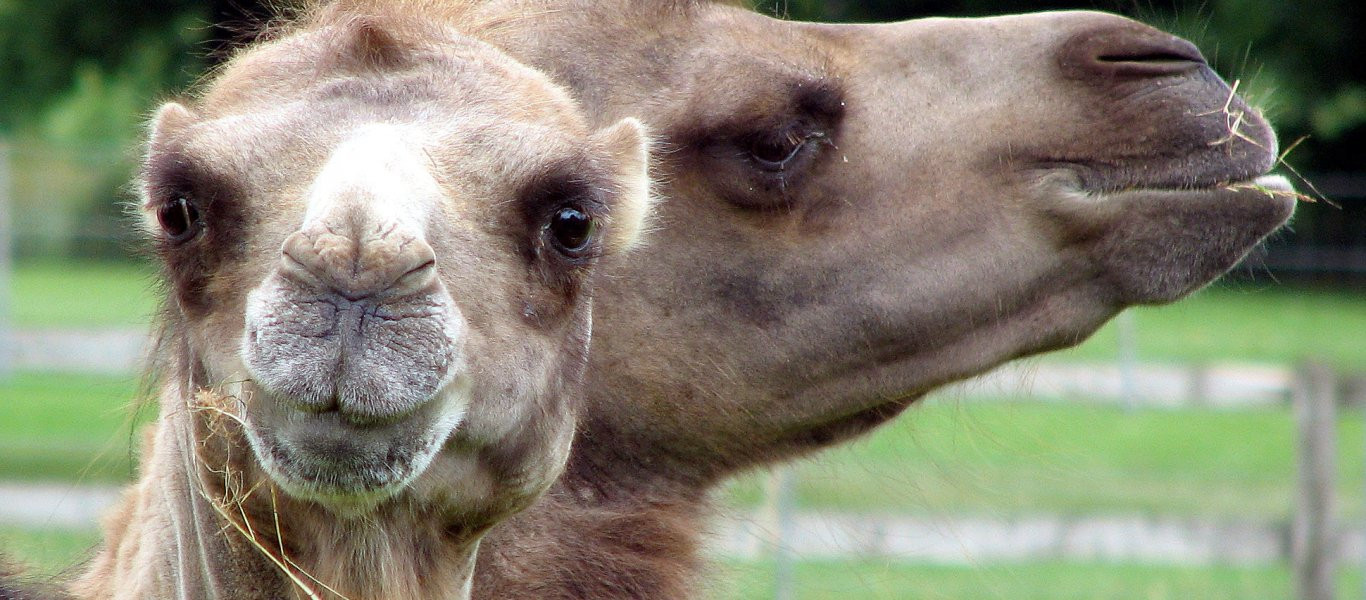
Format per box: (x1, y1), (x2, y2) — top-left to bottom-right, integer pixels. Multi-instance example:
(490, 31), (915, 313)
(138, 6), (650, 523)
(478, 2), (1297, 484)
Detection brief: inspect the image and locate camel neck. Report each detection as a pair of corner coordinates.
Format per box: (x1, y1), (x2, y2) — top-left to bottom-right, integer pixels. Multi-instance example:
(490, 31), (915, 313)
(73, 387), (485, 600)
(72, 406), (283, 599)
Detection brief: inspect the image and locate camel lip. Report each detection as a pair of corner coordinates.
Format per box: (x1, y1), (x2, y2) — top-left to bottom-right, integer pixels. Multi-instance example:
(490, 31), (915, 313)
(1095, 172), (1300, 205)
(239, 375), (472, 511)
(1047, 162), (1297, 203)
(1038, 146), (1279, 197)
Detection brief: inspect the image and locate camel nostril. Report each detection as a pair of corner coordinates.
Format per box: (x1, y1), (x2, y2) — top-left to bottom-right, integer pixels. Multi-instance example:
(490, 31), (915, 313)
(1060, 23), (1206, 80)
(278, 226), (439, 300)
(1096, 49), (1201, 65)
(390, 258), (438, 295)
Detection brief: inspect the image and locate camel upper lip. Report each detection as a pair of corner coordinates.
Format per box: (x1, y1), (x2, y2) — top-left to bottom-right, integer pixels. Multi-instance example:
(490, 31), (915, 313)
(1109, 172), (1295, 196)
(1044, 156), (1290, 197)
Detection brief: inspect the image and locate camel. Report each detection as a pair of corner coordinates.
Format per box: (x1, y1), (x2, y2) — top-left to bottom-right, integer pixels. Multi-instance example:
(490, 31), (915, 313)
(30, 2), (653, 599)
(0, 2), (1297, 599)
(448, 2), (1297, 598)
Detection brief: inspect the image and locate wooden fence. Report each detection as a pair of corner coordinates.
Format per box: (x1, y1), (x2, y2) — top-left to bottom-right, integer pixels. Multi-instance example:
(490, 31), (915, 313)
(1294, 362), (1363, 600)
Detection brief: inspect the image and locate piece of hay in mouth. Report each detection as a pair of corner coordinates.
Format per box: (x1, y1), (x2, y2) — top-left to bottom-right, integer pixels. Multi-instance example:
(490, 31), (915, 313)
(1223, 182), (1315, 202)
(1222, 174), (1316, 203)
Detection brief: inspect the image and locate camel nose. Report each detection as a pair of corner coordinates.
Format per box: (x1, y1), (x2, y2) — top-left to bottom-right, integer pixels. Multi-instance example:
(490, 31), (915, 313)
(1058, 19), (1206, 80)
(280, 214), (437, 301)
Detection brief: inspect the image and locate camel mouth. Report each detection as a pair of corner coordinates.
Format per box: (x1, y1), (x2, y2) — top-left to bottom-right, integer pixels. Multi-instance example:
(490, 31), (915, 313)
(239, 375), (471, 513)
(1115, 173), (1294, 195)
(1092, 172), (1300, 213)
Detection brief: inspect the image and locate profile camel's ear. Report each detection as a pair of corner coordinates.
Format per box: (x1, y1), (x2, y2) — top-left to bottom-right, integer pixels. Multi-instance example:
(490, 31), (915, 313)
(593, 117), (654, 253)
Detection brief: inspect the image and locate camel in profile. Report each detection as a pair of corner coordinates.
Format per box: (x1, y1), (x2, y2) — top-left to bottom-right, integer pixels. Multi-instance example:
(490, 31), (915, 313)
(453, 1), (1297, 597)
(54, 2), (651, 599)
(0, 1), (1298, 599)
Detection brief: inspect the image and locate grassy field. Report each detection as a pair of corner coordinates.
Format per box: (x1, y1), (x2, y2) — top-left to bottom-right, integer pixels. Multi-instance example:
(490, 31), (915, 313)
(1054, 283), (1366, 369)
(2, 371), (1360, 519)
(3, 527), (1351, 600)
(714, 559), (1363, 600)
(721, 394), (1363, 519)
(8, 260), (1366, 368)
(10, 260), (158, 328)
(0, 526), (100, 579)
(0, 372), (147, 483)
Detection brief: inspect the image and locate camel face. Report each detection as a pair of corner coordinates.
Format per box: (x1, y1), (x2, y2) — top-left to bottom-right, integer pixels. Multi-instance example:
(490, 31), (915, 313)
(139, 19), (650, 515)
(481, 4), (1296, 473)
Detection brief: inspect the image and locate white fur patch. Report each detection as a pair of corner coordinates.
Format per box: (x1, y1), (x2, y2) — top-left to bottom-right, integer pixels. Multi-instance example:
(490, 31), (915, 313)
(304, 123), (445, 232)
(593, 117), (655, 253)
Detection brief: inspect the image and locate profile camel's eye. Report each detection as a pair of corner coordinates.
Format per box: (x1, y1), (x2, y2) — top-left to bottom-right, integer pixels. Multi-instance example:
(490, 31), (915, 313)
(157, 196), (202, 243)
(748, 129), (810, 171)
(548, 205), (596, 255)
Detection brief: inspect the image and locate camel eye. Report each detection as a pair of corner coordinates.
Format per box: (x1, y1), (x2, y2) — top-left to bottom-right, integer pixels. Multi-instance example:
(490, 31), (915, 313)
(548, 205), (596, 255)
(157, 196), (202, 242)
(748, 130), (808, 170)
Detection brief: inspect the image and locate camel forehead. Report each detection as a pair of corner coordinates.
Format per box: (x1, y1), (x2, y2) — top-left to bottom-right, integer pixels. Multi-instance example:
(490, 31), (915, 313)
(163, 83), (594, 208)
(198, 20), (587, 132)
(303, 124), (444, 225)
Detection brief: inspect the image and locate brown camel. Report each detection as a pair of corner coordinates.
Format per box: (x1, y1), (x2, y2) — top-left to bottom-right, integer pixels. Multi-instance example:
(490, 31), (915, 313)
(58, 2), (652, 599)
(453, 1), (1297, 598)
(0, 2), (1295, 599)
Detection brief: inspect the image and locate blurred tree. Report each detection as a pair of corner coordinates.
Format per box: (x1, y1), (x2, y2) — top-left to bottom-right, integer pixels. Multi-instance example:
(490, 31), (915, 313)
(0, 1), (209, 144)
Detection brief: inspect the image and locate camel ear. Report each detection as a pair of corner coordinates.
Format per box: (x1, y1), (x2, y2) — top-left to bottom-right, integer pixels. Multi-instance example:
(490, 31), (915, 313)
(139, 102), (198, 232)
(148, 102), (196, 150)
(593, 117), (653, 253)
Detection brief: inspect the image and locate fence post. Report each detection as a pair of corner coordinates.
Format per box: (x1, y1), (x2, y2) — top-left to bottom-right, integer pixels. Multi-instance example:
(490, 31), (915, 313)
(0, 139), (13, 379)
(1116, 310), (1138, 411)
(1292, 362), (1337, 600)
(763, 467), (796, 600)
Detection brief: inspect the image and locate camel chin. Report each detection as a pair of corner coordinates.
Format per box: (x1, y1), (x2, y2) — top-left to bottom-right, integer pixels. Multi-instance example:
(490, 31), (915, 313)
(236, 378), (473, 514)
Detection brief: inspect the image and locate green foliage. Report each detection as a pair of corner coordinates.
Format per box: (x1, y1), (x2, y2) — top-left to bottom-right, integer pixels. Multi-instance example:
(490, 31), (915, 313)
(0, 1), (208, 143)
(11, 260), (159, 327)
(38, 14), (204, 145)
(0, 3), (211, 260)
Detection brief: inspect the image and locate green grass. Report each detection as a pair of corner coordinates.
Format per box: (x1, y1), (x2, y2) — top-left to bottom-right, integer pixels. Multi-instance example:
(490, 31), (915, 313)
(10, 259), (158, 328)
(2, 534), (1348, 600)
(722, 395), (1362, 519)
(0, 526), (99, 579)
(2, 370), (1353, 518)
(0, 372), (148, 483)
(1057, 284), (1366, 369)
(715, 559), (1363, 600)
